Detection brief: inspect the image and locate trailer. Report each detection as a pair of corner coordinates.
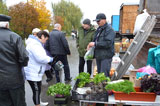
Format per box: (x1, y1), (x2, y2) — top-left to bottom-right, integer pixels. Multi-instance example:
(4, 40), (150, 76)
(119, 3), (139, 39)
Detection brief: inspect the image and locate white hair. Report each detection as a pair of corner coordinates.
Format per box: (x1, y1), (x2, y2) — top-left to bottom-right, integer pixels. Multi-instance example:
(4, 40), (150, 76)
(0, 21), (9, 28)
(32, 28), (41, 34)
(54, 23), (61, 29)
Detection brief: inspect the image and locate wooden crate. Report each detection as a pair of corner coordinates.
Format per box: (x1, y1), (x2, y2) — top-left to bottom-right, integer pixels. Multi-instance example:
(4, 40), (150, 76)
(119, 4), (139, 35)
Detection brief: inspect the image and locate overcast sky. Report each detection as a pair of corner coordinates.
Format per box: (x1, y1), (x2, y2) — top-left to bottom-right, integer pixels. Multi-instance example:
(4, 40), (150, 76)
(5, 0), (140, 24)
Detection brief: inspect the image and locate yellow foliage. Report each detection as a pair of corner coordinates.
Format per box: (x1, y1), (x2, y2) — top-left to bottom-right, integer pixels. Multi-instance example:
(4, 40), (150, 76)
(29, 0), (51, 29)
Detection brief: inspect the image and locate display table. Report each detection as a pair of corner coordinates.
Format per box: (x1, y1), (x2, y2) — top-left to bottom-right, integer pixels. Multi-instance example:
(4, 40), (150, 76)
(79, 95), (160, 106)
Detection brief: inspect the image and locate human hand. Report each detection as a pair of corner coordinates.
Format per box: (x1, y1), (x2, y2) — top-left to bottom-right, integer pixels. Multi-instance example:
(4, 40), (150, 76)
(87, 42), (95, 50)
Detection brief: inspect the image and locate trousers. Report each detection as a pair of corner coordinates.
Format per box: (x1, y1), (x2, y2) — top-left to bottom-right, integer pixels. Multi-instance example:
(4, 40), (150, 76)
(0, 85), (26, 106)
(96, 58), (112, 77)
(28, 80), (41, 105)
(53, 55), (71, 82)
(79, 56), (92, 75)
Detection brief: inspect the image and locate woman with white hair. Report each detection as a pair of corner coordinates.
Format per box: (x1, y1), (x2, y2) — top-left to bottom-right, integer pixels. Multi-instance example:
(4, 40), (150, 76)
(25, 28), (41, 45)
(24, 31), (53, 106)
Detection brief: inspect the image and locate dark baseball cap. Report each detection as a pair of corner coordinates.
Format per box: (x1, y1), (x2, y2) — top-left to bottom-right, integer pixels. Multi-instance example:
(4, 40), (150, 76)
(83, 18), (91, 25)
(93, 13), (106, 22)
(0, 14), (11, 21)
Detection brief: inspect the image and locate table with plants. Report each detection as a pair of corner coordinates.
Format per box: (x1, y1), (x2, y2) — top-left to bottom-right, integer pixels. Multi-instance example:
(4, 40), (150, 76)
(73, 72), (160, 106)
(47, 72), (160, 106)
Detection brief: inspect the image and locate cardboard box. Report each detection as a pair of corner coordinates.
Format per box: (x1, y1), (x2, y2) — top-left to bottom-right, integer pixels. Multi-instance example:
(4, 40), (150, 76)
(122, 42), (129, 51)
(115, 42), (121, 53)
(129, 69), (141, 87)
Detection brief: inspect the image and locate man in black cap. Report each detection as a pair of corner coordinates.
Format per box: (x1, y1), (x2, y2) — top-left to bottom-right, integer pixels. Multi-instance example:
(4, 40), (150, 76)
(76, 18), (96, 75)
(0, 14), (29, 106)
(87, 13), (116, 77)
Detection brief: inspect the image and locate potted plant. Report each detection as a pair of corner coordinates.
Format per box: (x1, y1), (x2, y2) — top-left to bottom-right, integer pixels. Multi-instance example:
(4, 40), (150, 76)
(47, 83), (71, 104)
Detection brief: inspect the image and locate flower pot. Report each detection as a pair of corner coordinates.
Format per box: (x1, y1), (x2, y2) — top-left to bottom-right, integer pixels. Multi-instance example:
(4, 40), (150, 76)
(54, 96), (68, 104)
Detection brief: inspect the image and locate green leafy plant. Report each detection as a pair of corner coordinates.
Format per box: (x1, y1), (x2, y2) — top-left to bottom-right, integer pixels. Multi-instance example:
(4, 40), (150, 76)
(92, 73), (110, 84)
(105, 80), (135, 94)
(74, 72), (91, 87)
(85, 55), (94, 60)
(47, 83), (71, 96)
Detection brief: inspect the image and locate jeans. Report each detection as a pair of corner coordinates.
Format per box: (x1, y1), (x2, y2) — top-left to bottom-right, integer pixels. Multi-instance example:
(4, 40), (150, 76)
(53, 55), (71, 82)
(0, 85), (26, 106)
(79, 56), (92, 75)
(96, 58), (112, 77)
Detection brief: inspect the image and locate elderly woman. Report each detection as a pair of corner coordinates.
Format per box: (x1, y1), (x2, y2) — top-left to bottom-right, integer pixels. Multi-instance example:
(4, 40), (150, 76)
(24, 31), (53, 106)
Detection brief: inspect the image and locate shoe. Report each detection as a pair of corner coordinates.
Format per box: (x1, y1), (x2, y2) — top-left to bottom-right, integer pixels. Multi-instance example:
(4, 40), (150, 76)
(46, 77), (53, 82)
(65, 77), (72, 82)
(40, 101), (48, 106)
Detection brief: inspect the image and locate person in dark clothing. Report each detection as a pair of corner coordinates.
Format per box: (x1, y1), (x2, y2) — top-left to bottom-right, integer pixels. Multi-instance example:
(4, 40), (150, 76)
(45, 23), (72, 82)
(87, 13), (116, 77)
(77, 19), (96, 75)
(44, 29), (53, 82)
(0, 14), (29, 106)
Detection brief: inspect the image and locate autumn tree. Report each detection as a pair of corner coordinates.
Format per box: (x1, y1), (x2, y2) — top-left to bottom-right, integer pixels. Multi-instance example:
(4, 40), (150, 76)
(8, 2), (40, 39)
(29, 0), (52, 30)
(0, 0), (8, 14)
(55, 16), (64, 27)
(52, 0), (83, 35)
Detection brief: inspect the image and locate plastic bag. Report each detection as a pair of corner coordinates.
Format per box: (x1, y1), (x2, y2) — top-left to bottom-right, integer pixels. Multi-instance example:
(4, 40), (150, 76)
(136, 72), (149, 79)
(133, 9), (150, 35)
(84, 46), (95, 60)
(54, 61), (64, 71)
(111, 56), (121, 69)
(137, 65), (157, 74)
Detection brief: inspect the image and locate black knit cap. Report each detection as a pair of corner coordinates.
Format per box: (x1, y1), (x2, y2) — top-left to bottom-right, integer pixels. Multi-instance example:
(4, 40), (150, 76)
(0, 14), (11, 21)
(93, 13), (106, 22)
(83, 18), (91, 25)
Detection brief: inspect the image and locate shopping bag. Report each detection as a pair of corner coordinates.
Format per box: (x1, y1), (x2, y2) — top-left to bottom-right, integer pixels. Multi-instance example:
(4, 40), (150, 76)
(84, 46), (95, 60)
(133, 9), (150, 35)
(54, 61), (64, 71)
(138, 65), (157, 74)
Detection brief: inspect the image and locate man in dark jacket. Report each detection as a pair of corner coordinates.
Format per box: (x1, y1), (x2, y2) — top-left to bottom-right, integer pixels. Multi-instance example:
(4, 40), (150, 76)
(87, 13), (116, 77)
(45, 23), (71, 82)
(0, 14), (29, 106)
(77, 19), (95, 75)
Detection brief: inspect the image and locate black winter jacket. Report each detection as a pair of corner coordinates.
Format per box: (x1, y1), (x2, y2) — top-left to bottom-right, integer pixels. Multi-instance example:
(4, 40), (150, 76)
(93, 23), (116, 60)
(0, 28), (29, 90)
(45, 29), (70, 55)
